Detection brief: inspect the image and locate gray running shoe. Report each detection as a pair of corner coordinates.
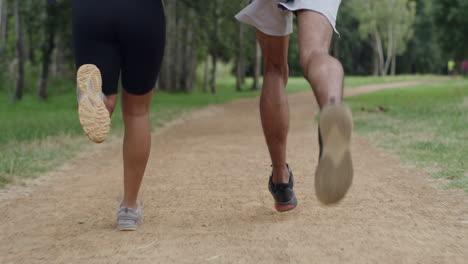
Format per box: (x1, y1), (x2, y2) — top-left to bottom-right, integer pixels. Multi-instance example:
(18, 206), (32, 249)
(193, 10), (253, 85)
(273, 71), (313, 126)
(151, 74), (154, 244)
(117, 206), (142, 231)
(315, 103), (353, 204)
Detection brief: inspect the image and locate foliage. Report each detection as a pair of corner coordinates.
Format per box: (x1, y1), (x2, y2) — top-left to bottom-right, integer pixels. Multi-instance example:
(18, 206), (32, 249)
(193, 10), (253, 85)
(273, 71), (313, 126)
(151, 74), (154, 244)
(350, 0), (417, 75)
(432, 0), (468, 58)
(397, 0), (446, 74)
(0, 0), (461, 100)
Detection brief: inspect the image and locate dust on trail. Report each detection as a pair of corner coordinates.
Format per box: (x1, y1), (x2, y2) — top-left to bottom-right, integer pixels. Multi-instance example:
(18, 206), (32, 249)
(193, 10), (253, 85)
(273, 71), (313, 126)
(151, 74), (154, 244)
(1, 81), (467, 264)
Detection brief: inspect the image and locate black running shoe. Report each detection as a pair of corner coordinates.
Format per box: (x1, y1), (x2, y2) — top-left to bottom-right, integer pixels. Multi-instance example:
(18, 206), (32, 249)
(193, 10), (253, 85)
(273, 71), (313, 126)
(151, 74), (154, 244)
(268, 165), (298, 212)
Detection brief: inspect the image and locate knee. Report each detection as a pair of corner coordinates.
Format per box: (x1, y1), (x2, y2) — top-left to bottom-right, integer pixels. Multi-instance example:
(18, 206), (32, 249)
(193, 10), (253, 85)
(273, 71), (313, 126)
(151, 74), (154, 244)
(264, 57), (289, 83)
(300, 51), (343, 83)
(123, 106), (150, 118)
(122, 101), (151, 118)
(121, 91), (153, 118)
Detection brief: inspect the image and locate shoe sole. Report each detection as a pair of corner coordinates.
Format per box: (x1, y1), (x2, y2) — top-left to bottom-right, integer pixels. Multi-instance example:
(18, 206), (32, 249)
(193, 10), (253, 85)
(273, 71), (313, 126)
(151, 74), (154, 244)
(118, 225), (137, 231)
(315, 104), (353, 204)
(275, 196), (298, 212)
(77, 64), (110, 143)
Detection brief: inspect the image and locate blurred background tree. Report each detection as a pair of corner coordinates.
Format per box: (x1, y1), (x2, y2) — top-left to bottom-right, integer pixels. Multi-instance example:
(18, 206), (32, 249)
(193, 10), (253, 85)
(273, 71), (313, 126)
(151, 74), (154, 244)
(433, 0), (468, 59)
(0, 0), (464, 101)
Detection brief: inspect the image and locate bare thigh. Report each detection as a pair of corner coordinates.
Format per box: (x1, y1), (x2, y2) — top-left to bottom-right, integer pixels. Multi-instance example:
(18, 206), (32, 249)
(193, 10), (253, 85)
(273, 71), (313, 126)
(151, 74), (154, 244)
(255, 30), (289, 73)
(297, 10), (334, 63)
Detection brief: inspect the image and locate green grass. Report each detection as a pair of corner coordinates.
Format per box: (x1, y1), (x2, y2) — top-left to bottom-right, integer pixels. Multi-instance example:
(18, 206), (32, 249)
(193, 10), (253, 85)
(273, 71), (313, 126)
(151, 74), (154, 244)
(0, 74), (445, 188)
(344, 74), (441, 88)
(346, 78), (468, 192)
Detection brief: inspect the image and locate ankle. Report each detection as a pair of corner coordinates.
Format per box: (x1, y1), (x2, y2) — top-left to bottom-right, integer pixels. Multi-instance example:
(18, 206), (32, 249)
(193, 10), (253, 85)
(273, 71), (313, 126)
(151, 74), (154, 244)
(272, 165), (290, 184)
(120, 200), (138, 210)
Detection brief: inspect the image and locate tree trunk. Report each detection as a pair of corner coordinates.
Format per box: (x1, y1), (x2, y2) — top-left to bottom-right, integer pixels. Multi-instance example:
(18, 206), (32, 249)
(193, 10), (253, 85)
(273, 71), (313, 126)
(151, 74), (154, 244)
(236, 23), (245, 92)
(209, 0), (220, 94)
(210, 52), (217, 94)
(38, 1), (57, 100)
(390, 54), (396, 76)
(52, 37), (66, 77)
(373, 51), (379, 76)
(382, 24), (393, 76)
(390, 41), (398, 76)
(174, 9), (184, 92)
(373, 29), (384, 76)
(203, 54), (209, 93)
(183, 9), (198, 93)
(0, 0), (7, 55)
(252, 40), (261, 90)
(159, 0), (176, 91)
(13, 0), (24, 101)
(186, 41), (198, 92)
(26, 20), (35, 64)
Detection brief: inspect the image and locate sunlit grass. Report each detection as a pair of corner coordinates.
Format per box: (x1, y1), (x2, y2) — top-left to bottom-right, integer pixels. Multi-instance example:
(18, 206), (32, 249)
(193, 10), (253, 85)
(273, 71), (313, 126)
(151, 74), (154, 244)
(0, 74), (447, 187)
(347, 78), (468, 191)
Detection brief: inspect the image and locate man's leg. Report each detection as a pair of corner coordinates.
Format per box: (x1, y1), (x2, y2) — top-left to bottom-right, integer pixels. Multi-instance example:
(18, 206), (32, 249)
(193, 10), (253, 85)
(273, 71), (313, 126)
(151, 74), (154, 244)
(120, 90), (153, 209)
(256, 30), (290, 184)
(297, 11), (344, 107)
(257, 30), (297, 212)
(297, 11), (353, 204)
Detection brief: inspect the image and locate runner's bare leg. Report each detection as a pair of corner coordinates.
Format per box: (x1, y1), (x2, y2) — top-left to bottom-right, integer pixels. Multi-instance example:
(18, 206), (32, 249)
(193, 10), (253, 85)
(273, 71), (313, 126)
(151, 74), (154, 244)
(120, 90), (153, 209)
(297, 10), (344, 108)
(256, 30), (291, 183)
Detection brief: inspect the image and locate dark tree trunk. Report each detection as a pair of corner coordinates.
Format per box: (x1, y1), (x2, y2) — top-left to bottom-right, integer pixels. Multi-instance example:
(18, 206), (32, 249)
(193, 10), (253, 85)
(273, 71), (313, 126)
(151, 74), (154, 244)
(174, 7), (184, 92)
(373, 51), (379, 76)
(52, 37), (66, 77)
(26, 19), (35, 64)
(236, 23), (245, 92)
(210, 52), (217, 94)
(203, 54), (209, 93)
(391, 54), (396, 76)
(209, 0), (220, 94)
(184, 10), (198, 93)
(38, 1), (57, 100)
(0, 0), (8, 56)
(13, 0), (24, 101)
(252, 40), (261, 91)
(159, 0), (176, 92)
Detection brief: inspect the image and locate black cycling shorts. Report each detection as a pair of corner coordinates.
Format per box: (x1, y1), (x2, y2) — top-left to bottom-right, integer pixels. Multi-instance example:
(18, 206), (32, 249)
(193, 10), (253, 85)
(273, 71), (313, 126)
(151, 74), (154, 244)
(73, 0), (166, 95)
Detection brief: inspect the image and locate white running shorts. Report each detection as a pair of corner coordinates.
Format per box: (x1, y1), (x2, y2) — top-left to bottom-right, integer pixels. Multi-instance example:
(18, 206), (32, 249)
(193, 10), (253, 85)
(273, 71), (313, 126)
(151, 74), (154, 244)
(235, 0), (341, 36)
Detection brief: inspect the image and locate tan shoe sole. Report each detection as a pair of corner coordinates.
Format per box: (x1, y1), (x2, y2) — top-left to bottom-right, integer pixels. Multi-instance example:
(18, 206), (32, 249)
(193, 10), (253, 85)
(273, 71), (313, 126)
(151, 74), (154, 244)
(77, 64), (110, 143)
(315, 103), (353, 204)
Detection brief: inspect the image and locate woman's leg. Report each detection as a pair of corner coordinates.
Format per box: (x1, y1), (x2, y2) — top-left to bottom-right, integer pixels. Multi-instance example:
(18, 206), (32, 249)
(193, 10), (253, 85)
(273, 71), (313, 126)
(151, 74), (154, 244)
(104, 95), (117, 116)
(117, 0), (164, 209)
(120, 90), (153, 209)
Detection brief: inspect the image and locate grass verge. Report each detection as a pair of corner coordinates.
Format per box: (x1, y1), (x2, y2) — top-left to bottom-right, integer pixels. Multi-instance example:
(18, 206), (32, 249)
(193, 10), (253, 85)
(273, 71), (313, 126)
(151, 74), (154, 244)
(346, 78), (468, 192)
(0, 75), (442, 188)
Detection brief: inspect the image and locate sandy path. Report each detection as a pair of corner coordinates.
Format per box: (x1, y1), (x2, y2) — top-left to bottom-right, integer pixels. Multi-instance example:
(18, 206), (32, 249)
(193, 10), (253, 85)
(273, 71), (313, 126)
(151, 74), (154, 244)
(1, 81), (466, 263)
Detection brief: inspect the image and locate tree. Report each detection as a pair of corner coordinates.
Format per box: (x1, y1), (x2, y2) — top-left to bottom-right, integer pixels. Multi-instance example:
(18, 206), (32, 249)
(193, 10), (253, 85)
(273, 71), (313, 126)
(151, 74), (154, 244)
(38, 0), (59, 100)
(252, 40), (261, 90)
(351, 0), (416, 76)
(397, 0), (445, 74)
(433, 0), (468, 58)
(0, 0), (8, 55)
(13, 0), (24, 101)
(235, 23), (245, 92)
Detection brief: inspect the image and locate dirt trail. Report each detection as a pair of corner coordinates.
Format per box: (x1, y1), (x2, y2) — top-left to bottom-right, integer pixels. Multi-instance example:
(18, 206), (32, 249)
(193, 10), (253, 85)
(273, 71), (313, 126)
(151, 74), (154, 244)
(1, 81), (467, 264)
